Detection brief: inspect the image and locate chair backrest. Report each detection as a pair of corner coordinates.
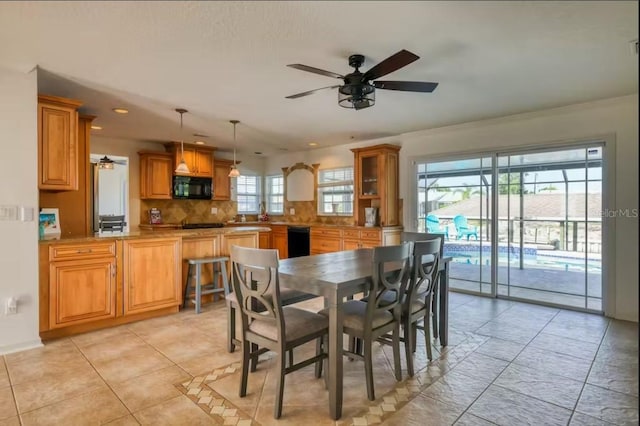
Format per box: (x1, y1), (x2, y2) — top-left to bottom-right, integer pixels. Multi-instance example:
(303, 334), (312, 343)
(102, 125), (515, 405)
(426, 214), (440, 232)
(405, 238), (441, 310)
(99, 215), (125, 232)
(453, 215), (468, 229)
(230, 246), (283, 340)
(401, 232), (445, 258)
(367, 243), (411, 325)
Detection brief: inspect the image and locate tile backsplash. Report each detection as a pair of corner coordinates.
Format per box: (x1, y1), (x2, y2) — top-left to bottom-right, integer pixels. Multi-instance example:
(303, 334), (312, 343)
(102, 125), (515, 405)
(139, 199), (357, 226)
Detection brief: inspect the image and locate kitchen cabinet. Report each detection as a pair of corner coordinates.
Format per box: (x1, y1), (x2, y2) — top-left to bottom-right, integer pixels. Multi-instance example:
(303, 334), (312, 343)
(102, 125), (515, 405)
(38, 95), (83, 190)
(352, 144), (400, 227)
(271, 224), (288, 259)
(139, 151), (173, 199)
(213, 158), (233, 200)
(342, 228), (381, 250)
(123, 237), (182, 315)
(165, 142), (215, 177)
(310, 227), (342, 255)
(47, 241), (117, 329)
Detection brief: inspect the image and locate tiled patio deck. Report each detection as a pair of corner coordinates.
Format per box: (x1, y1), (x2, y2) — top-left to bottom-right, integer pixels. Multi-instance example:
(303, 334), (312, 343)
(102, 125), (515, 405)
(0, 293), (637, 425)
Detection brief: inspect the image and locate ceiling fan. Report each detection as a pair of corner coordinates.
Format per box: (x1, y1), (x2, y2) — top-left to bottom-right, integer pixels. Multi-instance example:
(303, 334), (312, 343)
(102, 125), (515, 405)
(286, 49), (438, 110)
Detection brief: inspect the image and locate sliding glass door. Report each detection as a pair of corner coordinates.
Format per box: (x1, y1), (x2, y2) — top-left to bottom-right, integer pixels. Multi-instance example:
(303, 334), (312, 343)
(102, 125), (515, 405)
(416, 157), (493, 295)
(416, 143), (604, 312)
(496, 146), (603, 311)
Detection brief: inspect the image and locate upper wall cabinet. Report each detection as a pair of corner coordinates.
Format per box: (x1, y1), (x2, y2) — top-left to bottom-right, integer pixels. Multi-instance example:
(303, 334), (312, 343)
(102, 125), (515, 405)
(165, 142), (215, 178)
(38, 95), (83, 191)
(139, 151), (173, 199)
(212, 158), (233, 201)
(352, 144), (401, 227)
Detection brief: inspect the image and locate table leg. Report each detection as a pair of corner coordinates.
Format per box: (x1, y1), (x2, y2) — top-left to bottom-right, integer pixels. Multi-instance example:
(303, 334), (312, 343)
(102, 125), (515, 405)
(195, 264), (202, 314)
(439, 262), (449, 346)
(328, 301), (344, 420)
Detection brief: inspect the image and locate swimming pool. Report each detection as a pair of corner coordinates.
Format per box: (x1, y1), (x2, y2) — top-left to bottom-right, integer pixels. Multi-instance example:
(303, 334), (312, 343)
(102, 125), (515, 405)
(444, 242), (601, 273)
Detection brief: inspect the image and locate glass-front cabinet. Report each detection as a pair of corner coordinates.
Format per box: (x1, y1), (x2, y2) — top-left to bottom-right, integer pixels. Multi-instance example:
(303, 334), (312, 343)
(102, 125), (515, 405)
(352, 144), (400, 227)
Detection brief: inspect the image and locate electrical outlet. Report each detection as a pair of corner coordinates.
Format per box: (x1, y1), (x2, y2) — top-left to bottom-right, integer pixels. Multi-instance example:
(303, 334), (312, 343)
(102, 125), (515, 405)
(210, 207), (218, 215)
(5, 297), (17, 315)
(289, 208), (295, 215)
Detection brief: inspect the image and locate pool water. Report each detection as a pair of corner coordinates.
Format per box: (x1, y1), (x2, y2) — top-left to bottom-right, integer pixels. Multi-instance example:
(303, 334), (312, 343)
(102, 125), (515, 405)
(446, 251), (601, 273)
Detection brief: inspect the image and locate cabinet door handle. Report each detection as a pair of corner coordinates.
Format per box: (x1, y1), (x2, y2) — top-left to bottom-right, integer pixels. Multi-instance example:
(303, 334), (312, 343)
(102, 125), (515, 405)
(76, 249), (92, 254)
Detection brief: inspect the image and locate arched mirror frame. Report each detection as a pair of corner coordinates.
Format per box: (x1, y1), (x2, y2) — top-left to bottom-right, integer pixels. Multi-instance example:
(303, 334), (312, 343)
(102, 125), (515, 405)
(282, 162), (320, 203)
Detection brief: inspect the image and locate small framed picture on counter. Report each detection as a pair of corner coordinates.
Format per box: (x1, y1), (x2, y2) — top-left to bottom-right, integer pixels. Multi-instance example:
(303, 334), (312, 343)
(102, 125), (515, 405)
(39, 208), (61, 236)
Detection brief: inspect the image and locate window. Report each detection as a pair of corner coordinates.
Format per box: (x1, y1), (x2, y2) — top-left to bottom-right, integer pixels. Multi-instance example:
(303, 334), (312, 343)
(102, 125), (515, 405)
(318, 167), (353, 215)
(266, 175), (284, 214)
(236, 175), (261, 213)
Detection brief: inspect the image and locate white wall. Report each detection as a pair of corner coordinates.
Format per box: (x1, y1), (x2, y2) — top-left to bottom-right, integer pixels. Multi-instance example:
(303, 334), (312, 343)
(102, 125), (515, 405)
(0, 67), (41, 354)
(266, 95), (639, 322)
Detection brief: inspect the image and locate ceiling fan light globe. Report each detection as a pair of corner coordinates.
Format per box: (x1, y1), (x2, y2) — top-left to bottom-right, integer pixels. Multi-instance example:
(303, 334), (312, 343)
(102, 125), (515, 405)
(338, 84), (375, 109)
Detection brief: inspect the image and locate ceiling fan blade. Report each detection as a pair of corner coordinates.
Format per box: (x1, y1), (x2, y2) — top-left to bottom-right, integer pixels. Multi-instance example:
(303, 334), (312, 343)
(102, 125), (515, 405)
(363, 50), (420, 81)
(285, 85), (341, 99)
(374, 80), (438, 93)
(287, 64), (344, 79)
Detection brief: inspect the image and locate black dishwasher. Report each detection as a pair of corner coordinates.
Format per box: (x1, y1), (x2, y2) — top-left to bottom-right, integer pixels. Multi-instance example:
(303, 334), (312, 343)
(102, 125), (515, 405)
(287, 226), (310, 258)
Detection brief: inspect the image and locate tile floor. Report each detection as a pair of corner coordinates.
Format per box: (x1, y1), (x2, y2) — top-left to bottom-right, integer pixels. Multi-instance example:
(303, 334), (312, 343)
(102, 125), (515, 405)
(0, 293), (637, 425)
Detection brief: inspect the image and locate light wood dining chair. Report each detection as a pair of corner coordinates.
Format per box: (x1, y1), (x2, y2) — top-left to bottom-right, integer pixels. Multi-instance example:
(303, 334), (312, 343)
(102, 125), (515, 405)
(320, 243), (411, 401)
(230, 245), (328, 419)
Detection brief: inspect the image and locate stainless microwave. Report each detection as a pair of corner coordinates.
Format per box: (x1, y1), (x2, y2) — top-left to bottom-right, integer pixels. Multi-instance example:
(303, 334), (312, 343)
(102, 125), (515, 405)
(172, 176), (213, 200)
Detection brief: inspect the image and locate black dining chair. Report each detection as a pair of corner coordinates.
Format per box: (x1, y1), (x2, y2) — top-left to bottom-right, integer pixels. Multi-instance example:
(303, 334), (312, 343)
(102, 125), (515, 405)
(230, 245), (328, 419)
(320, 243), (411, 401)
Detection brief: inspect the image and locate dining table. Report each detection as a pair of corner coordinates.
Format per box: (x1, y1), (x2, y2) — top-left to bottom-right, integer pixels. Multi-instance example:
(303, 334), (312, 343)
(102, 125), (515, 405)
(277, 248), (451, 420)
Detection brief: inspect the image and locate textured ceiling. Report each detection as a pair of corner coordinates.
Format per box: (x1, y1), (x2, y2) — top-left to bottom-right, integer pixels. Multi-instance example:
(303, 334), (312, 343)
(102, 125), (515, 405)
(0, 1), (637, 156)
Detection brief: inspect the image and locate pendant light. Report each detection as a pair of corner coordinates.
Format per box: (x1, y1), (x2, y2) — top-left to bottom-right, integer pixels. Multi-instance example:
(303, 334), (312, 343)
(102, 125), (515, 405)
(174, 108), (190, 174)
(228, 120), (240, 178)
(97, 156), (115, 170)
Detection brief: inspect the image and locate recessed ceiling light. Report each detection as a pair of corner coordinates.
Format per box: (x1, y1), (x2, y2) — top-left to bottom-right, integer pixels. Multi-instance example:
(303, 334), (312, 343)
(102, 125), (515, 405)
(112, 108), (129, 114)
(308, 142), (318, 147)
(195, 141), (205, 145)
(91, 125), (102, 130)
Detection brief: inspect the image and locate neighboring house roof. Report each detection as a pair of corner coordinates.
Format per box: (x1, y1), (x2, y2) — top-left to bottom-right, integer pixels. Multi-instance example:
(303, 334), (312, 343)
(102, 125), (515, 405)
(429, 193), (602, 220)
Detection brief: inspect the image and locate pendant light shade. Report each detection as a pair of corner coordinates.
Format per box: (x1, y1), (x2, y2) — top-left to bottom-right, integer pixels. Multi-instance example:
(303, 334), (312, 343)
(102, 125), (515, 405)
(98, 156), (115, 170)
(175, 108), (190, 174)
(228, 120), (240, 178)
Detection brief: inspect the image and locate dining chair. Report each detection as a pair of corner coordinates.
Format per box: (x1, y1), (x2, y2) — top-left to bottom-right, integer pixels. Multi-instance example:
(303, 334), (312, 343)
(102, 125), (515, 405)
(401, 232), (445, 340)
(398, 238), (441, 376)
(230, 245), (328, 419)
(320, 243), (411, 401)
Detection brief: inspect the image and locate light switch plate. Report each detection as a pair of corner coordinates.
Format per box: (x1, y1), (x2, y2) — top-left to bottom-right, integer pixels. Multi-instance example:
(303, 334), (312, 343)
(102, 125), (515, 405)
(20, 206), (35, 222)
(210, 207), (218, 214)
(289, 208), (295, 215)
(0, 205), (18, 220)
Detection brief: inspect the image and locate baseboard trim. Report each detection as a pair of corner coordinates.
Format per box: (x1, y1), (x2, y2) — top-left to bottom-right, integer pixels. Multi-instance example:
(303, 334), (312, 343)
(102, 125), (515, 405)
(0, 339), (44, 356)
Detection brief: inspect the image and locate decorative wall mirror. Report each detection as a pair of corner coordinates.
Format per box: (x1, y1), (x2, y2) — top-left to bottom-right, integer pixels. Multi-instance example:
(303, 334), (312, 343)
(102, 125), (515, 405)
(283, 162), (320, 201)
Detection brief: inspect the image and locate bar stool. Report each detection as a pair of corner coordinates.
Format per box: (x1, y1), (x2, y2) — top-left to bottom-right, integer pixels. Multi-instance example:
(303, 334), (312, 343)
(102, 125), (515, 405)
(183, 256), (230, 314)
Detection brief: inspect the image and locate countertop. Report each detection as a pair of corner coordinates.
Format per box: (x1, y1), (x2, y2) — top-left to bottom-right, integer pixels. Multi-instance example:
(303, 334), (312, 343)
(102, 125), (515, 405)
(225, 221), (403, 229)
(39, 226), (271, 245)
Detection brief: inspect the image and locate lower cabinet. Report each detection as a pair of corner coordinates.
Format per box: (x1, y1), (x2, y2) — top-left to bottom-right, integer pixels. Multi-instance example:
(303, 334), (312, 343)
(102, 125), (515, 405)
(123, 237), (182, 315)
(271, 225), (288, 259)
(49, 257), (116, 329)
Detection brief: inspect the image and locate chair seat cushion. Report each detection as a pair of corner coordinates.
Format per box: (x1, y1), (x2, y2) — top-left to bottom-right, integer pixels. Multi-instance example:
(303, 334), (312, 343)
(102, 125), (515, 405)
(248, 306), (328, 342)
(361, 293), (426, 316)
(318, 300), (394, 332)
